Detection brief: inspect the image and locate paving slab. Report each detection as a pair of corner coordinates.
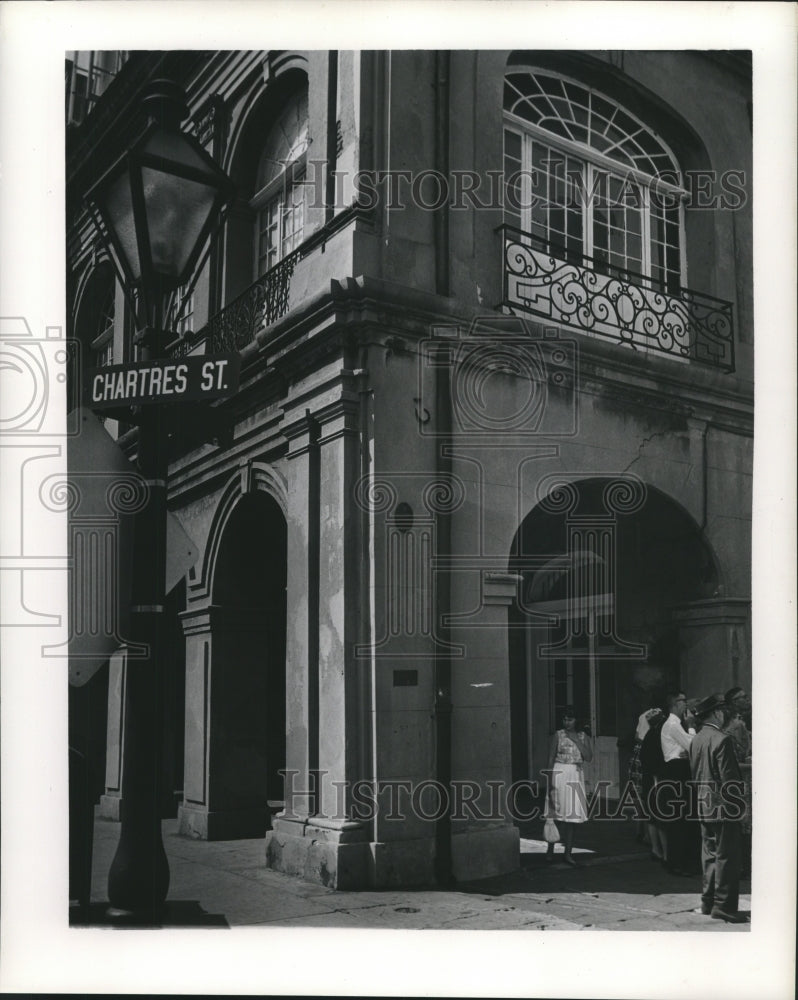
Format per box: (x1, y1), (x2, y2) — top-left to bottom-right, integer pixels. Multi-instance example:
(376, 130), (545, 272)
(78, 815), (750, 931)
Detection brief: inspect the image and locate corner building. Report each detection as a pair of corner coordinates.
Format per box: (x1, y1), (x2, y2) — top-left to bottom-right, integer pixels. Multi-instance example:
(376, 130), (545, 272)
(66, 50), (753, 888)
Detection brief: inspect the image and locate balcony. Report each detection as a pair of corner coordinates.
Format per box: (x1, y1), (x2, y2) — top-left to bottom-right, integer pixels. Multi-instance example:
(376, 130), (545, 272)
(501, 226), (735, 372)
(66, 51), (128, 126)
(170, 246), (302, 359)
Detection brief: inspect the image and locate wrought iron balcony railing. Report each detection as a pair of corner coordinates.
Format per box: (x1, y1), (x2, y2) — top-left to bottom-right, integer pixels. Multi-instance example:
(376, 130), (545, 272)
(501, 226), (735, 372)
(171, 246), (302, 358)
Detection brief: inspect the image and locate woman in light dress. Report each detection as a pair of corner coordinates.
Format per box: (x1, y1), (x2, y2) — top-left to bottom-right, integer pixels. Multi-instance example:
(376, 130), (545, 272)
(544, 707), (594, 866)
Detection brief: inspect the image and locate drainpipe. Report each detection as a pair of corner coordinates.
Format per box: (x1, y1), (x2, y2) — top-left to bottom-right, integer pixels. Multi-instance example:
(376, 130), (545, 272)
(432, 49), (453, 886)
(434, 51), (450, 298)
(700, 421), (709, 535)
(325, 51), (339, 226)
(434, 50), (453, 884)
(434, 349), (454, 886)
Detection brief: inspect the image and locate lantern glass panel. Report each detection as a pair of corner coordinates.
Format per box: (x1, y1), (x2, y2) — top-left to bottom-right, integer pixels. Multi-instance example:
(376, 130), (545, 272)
(104, 167), (142, 280)
(140, 166), (217, 281)
(139, 129), (221, 283)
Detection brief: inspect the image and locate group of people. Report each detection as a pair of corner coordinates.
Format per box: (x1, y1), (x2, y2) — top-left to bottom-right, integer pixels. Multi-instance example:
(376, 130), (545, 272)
(542, 688), (751, 925)
(628, 686), (752, 922)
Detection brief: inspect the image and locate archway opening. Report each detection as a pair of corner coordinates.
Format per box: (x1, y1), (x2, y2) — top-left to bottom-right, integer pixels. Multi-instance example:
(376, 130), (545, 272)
(508, 478), (718, 801)
(212, 491), (287, 823)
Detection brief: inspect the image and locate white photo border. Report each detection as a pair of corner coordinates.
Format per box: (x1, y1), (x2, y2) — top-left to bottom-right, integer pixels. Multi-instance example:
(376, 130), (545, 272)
(1, 2), (795, 996)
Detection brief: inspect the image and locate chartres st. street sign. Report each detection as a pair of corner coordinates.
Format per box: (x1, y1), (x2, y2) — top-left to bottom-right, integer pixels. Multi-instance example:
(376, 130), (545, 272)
(85, 353), (241, 409)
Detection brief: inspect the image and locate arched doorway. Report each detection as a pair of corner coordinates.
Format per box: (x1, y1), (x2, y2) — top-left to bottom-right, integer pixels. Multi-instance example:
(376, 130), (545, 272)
(209, 490), (287, 829)
(508, 478), (718, 799)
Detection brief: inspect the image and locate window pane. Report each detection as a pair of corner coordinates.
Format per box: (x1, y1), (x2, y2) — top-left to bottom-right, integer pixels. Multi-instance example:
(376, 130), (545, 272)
(666, 241), (681, 276)
(255, 87), (309, 192)
(567, 209), (583, 243)
(627, 233), (642, 267)
(571, 663), (591, 730)
(593, 215), (608, 254)
(503, 75), (686, 282)
(597, 661), (618, 736)
(504, 129), (521, 161)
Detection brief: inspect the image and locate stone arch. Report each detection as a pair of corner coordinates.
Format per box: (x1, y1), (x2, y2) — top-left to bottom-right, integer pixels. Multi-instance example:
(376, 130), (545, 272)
(193, 461), (288, 602)
(509, 474), (725, 596)
(507, 475), (721, 796)
(223, 55), (309, 181)
(178, 461), (288, 839)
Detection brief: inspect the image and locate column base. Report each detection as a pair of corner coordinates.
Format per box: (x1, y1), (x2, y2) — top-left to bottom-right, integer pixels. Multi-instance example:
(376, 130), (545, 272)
(99, 794), (122, 821)
(451, 823), (520, 882)
(178, 802), (267, 840)
(370, 837), (436, 888)
(265, 819), (520, 887)
(265, 815), (371, 889)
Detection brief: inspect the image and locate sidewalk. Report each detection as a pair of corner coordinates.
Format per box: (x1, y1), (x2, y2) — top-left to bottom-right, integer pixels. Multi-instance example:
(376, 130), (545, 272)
(74, 813), (751, 931)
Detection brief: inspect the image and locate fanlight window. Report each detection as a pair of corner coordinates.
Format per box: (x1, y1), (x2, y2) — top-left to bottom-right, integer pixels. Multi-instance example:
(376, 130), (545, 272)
(504, 69), (686, 292)
(250, 86), (309, 277)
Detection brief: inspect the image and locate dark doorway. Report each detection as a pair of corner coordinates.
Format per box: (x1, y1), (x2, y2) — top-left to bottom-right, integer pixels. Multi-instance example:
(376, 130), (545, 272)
(508, 479), (718, 796)
(212, 492), (287, 819)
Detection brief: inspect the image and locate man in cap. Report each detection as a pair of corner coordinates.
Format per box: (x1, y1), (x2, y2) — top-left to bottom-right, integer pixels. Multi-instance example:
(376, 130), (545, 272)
(688, 692), (749, 923)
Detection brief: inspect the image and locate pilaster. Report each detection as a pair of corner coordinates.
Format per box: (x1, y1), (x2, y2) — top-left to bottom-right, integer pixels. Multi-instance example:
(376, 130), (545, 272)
(450, 571), (521, 881)
(265, 392), (372, 886)
(671, 598), (751, 695)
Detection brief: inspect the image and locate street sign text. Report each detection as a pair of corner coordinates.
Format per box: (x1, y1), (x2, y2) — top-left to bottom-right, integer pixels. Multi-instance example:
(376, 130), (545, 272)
(86, 353), (241, 409)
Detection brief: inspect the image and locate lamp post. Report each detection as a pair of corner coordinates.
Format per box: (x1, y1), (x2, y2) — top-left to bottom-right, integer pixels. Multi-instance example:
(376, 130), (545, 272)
(85, 78), (234, 921)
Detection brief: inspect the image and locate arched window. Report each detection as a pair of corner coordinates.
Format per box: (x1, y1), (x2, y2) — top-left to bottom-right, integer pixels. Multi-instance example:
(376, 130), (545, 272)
(75, 264), (117, 369)
(71, 263), (118, 413)
(91, 280), (116, 367)
(504, 68), (686, 292)
(250, 84), (308, 277)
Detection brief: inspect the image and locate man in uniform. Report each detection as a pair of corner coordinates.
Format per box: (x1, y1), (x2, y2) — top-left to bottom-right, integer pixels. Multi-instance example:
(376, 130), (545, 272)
(689, 692), (749, 924)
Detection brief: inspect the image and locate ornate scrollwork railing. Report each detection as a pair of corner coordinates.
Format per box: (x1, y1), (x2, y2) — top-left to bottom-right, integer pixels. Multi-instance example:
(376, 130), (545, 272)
(170, 246), (302, 358)
(501, 226), (735, 372)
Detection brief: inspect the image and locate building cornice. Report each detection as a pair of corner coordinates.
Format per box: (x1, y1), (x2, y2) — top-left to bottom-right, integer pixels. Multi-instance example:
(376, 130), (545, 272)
(120, 271), (753, 508)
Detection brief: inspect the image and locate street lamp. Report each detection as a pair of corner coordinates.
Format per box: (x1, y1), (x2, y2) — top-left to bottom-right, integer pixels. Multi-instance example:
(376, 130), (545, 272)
(87, 77), (233, 332)
(85, 78), (234, 921)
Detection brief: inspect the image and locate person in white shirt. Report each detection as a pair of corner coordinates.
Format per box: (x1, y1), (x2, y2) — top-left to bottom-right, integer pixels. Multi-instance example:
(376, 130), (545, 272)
(661, 693), (697, 762)
(658, 692), (700, 875)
